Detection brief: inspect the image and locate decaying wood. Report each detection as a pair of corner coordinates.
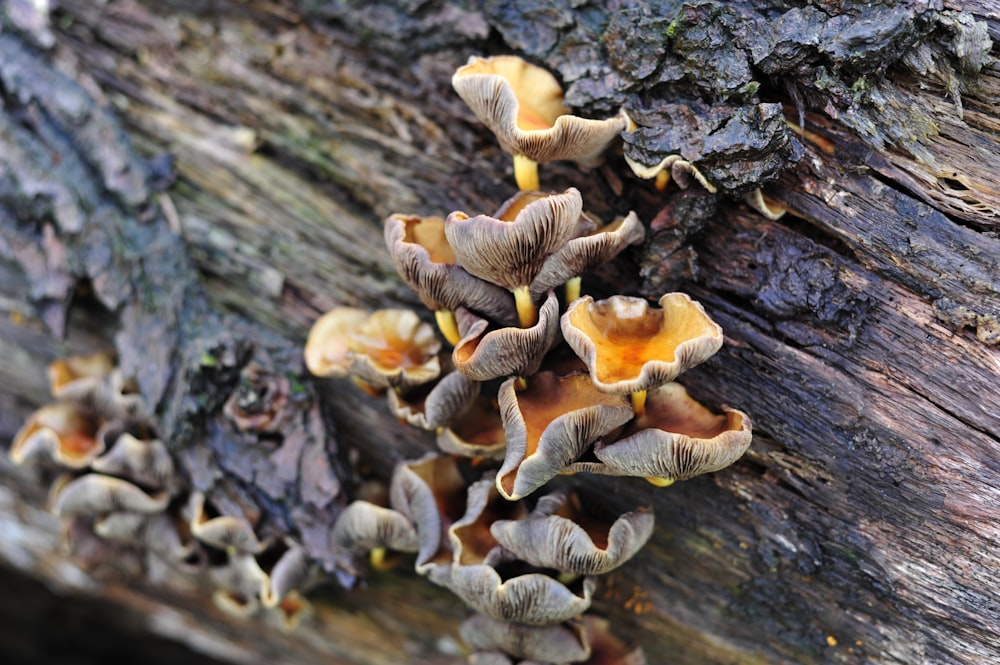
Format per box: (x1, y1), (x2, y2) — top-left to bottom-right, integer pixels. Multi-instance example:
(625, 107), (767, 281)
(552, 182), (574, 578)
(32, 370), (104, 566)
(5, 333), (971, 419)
(0, 1), (998, 664)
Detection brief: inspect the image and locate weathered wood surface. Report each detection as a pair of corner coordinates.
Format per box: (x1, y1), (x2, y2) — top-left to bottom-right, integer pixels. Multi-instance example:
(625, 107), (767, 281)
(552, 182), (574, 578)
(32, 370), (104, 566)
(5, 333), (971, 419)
(1, 1), (998, 664)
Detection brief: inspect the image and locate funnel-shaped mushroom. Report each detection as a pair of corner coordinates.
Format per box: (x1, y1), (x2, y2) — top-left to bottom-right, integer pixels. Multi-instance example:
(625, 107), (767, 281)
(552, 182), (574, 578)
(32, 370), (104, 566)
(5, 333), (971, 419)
(348, 309), (442, 390)
(530, 211), (646, 303)
(436, 390), (507, 459)
(384, 213), (519, 341)
(496, 372), (633, 501)
(460, 614), (590, 664)
(452, 291), (561, 382)
(595, 382), (752, 483)
(9, 401), (103, 469)
(491, 490), (654, 576)
(561, 293), (723, 414)
(446, 475), (526, 567)
(446, 189), (582, 327)
(453, 55), (628, 190)
(386, 370), (480, 431)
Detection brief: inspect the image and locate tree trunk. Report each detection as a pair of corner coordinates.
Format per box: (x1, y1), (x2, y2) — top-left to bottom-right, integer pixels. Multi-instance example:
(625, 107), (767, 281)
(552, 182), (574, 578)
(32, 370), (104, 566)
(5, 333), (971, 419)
(1, 1), (998, 664)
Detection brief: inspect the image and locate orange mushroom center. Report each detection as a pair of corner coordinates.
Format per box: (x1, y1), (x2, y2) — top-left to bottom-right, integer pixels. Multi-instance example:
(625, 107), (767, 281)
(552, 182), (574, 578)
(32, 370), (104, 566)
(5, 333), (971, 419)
(403, 217), (456, 264)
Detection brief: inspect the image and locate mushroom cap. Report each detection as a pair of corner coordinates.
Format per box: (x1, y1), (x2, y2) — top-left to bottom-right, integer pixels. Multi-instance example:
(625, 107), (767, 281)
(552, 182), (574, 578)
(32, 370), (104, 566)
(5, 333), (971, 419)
(446, 475), (526, 567)
(348, 309), (442, 390)
(490, 491), (654, 575)
(436, 391), (507, 459)
(496, 372), (634, 501)
(595, 382), (752, 481)
(303, 307), (370, 378)
(452, 55), (628, 165)
(623, 153), (717, 193)
(386, 370), (480, 431)
(188, 492), (265, 554)
(561, 293), (724, 394)
(460, 614), (590, 663)
(453, 291), (561, 382)
(530, 211), (646, 299)
(9, 401), (103, 468)
(445, 189), (583, 291)
(329, 500), (420, 554)
(438, 562), (595, 625)
(262, 544), (312, 608)
(47, 352), (115, 399)
(52, 473), (170, 516)
(384, 213), (519, 325)
(90, 429), (175, 490)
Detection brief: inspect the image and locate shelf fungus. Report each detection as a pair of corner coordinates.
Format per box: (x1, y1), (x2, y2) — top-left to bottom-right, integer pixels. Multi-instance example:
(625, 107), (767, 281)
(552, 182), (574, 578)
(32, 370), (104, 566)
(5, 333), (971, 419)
(460, 613), (590, 664)
(452, 55), (628, 191)
(446, 189), (583, 327)
(561, 293), (724, 415)
(384, 213), (519, 342)
(452, 291), (561, 382)
(386, 369), (480, 431)
(496, 371), (634, 501)
(9, 401), (104, 468)
(594, 382), (752, 484)
(529, 211), (646, 304)
(491, 489), (654, 576)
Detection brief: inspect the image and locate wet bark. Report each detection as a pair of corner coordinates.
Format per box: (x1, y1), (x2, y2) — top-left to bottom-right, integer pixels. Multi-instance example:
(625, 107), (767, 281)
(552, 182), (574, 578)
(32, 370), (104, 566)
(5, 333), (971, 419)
(0, 1), (998, 664)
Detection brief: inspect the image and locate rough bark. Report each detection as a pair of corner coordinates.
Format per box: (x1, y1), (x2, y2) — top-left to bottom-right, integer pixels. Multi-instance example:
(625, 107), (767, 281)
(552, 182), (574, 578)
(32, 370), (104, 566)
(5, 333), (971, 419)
(0, 1), (998, 664)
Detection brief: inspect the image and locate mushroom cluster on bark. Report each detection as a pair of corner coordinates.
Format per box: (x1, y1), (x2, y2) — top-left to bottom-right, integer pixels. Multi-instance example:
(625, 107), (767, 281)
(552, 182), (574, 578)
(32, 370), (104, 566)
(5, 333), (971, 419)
(301, 54), (755, 665)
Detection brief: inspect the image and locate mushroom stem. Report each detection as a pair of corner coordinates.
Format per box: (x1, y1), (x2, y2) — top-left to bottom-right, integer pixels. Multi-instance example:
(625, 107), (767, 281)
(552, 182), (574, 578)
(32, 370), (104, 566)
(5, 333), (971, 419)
(631, 390), (647, 417)
(369, 547), (394, 571)
(564, 276), (582, 304)
(514, 376), (529, 391)
(655, 170), (670, 191)
(645, 476), (676, 488)
(434, 309), (462, 346)
(513, 154), (540, 191)
(514, 285), (537, 328)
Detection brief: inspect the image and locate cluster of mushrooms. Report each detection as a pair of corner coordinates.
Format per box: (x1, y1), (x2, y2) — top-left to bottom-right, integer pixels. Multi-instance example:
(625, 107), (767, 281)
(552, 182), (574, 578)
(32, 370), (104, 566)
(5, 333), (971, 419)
(304, 55), (754, 664)
(9, 352), (314, 630)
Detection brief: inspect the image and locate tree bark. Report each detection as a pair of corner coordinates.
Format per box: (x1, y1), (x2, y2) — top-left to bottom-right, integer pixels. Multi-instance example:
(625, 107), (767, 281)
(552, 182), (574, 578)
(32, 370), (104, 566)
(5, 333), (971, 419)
(1, 1), (998, 664)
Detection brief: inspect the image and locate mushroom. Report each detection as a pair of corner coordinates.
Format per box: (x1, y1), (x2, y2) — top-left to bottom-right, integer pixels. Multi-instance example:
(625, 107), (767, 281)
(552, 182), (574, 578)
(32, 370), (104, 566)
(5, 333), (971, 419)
(452, 291), (561, 382)
(452, 55), (628, 191)
(303, 306), (370, 378)
(386, 370), (480, 431)
(446, 189), (583, 327)
(530, 211), (646, 304)
(90, 428), (175, 490)
(561, 293), (724, 415)
(51, 473), (171, 516)
(384, 213), (519, 342)
(47, 352), (115, 400)
(623, 153), (716, 193)
(347, 309), (442, 391)
(329, 499), (420, 568)
(495, 372), (634, 501)
(743, 188), (787, 220)
(436, 390), (507, 460)
(594, 382), (752, 485)
(260, 542), (313, 609)
(187, 492), (265, 554)
(490, 489), (654, 576)
(444, 475), (526, 568)
(9, 401), (103, 469)
(460, 613), (590, 664)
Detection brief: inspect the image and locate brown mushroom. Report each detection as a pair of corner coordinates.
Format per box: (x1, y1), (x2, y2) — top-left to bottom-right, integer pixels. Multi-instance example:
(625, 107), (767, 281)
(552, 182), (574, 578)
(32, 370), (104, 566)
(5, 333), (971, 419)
(303, 306), (369, 378)
(561, 293), (723, 415)
(495, 372), (634, 501)
(386, 370), (480, 431)
(384, 213), (519, 341)
(594, 382), (752, 485)
(436, 390), (507, 460)
(347, 309), (442, 391)
(446, 189), (583, 327)
(452, 55), (628, 191)
(9, 401), (103, 469)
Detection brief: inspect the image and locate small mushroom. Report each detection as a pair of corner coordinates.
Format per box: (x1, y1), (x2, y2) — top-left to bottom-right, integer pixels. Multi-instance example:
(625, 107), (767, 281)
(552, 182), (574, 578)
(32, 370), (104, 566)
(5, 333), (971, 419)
(303, 306), (370, 378)
(530, 211), (646, 303)
(561, 293), (724, 415)
(329, 500), (420, 557)
(47, 352), (115, 400)
(452, 291), (561, 382)
(261, 543), (313, 609)
(384, 213), (519, 342)
(436, 390), (507, 459)
(594, 382), (752, 485)
(452, 55), (628, 190)
(94, 511), (196, 563)
(445, 475), (526, 567)
(9, 401), (103, 469)
(347, 309), (442, 391)
(52, 473), (170, 516)
(496, 372), (634, 501)
(187, 492), (265, 554)
(743, 188), (786, 220)
(438, 560), (595, 625)
(491, 490), (654, 576)
(446, 189), (583, 327)
(210, 551), (270, 617)
(90, 428), (175, 490)
(460, 614), (590, 664)
(386, 370), (480, 431)
(623, 153), (716, 193)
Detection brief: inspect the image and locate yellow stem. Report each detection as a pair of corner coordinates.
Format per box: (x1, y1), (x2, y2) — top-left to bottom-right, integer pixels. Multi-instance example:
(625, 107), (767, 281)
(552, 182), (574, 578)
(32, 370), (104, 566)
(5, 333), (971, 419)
(655, 170), (670, 191)
(513, 154), (540, 191)
(564, 276), (582, 304)
(631, 389), (647, 416)
(514, 285), (537, 328)
(369, 547), (393, 570)
(645, 476), (675, 487)
(434, 309), (461, 346)
(514, 376), (528, 391)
